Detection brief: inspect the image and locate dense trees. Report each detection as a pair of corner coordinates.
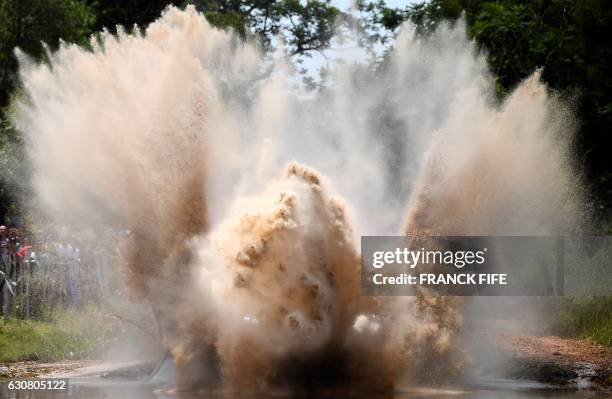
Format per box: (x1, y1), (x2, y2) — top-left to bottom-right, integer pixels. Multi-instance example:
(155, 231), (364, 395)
(0, 0), (609, 228)
(0, 0), (342, 110)
(187, 0), (341, 55)
(81, 0), (341, 57)
(81, 1), (182, 33)
(0, 0), (95, 216)
(0, 0), (94, 109)
(361, 0), (611, 227)
(0, 0), (342, 217)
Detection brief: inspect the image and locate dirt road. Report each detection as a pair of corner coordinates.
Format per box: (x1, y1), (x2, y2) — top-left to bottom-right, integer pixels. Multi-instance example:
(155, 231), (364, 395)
(1, 335), (610, 389)
(498, 334), (611, 388)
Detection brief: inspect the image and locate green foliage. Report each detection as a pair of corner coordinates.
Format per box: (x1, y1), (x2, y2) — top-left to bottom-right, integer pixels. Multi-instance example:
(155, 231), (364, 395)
(0, 306), (132, 362)
(551, 297), (612, 347)
(361, 0), (612, 229)
(0, 113), (22, 217)
(81, 0), (342, 57)
(0, 0), (609, 226)
(0, 316), (85, 362)
(0, 0), (340, 218)
(81, 0), (182, 34)
(0, 318), (92, 362)
(0, 0), (94, 216)
(0, 0), (343, 108)
(186, 0), (341, 56)
(0, 0), (95, 108)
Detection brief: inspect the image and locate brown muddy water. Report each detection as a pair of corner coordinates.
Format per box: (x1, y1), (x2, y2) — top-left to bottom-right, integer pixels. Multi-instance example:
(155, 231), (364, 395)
(1, 361), (610, 399)
(1, 380), (610, 399)
(12, 5), (594, 398)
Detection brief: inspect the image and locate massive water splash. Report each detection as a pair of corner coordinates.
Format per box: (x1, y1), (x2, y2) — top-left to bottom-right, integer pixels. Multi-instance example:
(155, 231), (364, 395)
(13, 5), (583, 392)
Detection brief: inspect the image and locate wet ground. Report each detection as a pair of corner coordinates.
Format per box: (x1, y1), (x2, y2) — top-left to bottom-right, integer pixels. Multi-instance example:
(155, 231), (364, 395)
(0, 379), (610, 399)
(1, 334), (610, 399)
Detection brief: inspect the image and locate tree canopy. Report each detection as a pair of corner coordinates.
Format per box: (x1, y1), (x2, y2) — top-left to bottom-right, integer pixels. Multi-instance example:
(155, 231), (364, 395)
(361, 0), (611, 229)
(0, 0), (341, 110)
(0, 0), (610, 229)
(0, 0), (94, 108)
(187, 0), (341, 55)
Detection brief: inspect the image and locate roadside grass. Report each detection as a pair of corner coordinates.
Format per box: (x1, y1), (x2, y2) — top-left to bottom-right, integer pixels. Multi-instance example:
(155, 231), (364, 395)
(0, 306), (120, 363)
(552, 297), (612, 347)
(0, 318), (86, 362)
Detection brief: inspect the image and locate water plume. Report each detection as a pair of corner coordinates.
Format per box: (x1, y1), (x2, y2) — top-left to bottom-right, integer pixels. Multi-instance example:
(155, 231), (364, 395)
(13, 5), (584, 392)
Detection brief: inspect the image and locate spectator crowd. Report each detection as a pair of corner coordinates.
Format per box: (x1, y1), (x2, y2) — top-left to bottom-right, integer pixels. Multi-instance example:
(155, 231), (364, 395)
(0, 207), (116, 319)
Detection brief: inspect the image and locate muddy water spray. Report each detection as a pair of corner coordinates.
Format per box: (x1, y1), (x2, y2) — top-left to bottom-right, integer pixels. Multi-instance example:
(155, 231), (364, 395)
(14, 6), (583, 391)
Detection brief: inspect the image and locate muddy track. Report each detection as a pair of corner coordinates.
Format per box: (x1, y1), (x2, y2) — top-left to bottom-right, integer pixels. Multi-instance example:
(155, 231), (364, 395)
(498, 334), (612, 389)
(1, 335), (610, 390)
(0, 361), (95, 380)
(0, 360), (155, 380)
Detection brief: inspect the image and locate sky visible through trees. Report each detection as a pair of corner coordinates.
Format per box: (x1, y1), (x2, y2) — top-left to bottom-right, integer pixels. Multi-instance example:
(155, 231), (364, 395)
(0, 0), (609, 232)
